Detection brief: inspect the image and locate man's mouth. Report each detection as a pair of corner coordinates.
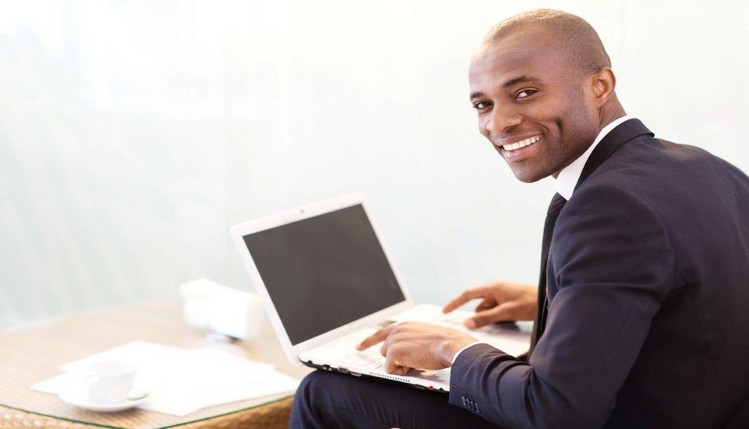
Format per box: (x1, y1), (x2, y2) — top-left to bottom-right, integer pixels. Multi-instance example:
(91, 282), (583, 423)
(500, 135), (542, 152)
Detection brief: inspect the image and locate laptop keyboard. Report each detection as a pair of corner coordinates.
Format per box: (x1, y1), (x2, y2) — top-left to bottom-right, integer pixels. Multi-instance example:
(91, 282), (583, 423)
(335, 312), (498, 371)
(339, 346), (385, 370)
(317, 306), (529, 377)
(420, 310), (509, 341)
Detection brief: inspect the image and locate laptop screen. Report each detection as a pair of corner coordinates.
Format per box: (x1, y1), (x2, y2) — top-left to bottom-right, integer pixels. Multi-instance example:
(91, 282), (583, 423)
(242, 204), (406, 345)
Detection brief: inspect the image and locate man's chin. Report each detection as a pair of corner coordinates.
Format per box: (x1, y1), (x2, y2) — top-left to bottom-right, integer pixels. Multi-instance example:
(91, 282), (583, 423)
(509, 167), (548, 183)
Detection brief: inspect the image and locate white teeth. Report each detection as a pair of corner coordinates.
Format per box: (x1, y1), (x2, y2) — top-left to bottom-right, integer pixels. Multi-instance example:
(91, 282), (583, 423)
(502, 136), (541, 151)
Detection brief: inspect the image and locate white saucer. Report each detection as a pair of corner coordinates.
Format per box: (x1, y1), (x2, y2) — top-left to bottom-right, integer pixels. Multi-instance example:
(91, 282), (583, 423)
(59, 389), (149, 413)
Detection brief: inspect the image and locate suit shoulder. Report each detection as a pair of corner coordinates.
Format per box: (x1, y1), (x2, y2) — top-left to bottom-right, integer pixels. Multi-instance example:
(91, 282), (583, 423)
(569, 137), (749, 233)
(581, 137), (745, 194)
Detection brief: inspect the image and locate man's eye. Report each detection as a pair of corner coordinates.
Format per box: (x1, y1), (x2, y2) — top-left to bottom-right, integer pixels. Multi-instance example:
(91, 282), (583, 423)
(472, 101), (491, 110)
(516, 89), (538, 99)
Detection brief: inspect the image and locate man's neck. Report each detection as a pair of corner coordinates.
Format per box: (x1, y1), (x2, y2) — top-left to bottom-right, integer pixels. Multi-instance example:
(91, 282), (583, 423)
(554, 115), (633, 200)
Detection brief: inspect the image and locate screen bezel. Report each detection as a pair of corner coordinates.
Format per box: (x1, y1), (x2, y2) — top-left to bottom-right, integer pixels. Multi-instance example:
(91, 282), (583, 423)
(230, 192), (414, 366)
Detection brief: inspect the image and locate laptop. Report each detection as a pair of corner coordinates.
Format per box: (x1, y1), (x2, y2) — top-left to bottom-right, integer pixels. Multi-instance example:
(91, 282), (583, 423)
(230, 193), (531, 392)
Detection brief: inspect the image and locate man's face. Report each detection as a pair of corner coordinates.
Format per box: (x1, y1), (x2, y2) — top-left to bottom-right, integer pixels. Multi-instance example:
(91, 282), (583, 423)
(469, 26), (600, 183)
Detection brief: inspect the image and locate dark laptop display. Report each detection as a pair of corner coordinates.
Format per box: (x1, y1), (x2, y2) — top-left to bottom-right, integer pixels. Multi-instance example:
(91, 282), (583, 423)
(242, 204), (405, 345)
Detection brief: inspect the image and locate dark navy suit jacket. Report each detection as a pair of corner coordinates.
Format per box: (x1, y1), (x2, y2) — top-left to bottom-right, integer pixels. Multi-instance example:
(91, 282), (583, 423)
(449, 119), (749, 428)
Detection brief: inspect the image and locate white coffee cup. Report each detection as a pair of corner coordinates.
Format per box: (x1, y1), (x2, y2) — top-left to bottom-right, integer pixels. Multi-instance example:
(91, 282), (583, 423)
(79, 361), (136, 403)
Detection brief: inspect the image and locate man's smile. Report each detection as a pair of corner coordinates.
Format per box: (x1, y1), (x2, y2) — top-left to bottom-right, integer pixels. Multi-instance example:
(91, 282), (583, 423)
(499, 135), (542, 151)
(494, 135), (543, 159)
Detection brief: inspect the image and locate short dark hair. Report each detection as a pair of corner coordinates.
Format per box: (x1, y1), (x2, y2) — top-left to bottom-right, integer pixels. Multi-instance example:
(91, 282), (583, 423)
(484, 9), (611, 74)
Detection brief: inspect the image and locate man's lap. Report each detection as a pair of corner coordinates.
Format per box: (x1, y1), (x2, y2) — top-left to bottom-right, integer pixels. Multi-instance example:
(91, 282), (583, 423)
(290, 370), (500, 429)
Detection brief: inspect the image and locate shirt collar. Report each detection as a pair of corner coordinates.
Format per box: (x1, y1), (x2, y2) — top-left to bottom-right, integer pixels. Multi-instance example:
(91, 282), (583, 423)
(554, 115), (633, 200)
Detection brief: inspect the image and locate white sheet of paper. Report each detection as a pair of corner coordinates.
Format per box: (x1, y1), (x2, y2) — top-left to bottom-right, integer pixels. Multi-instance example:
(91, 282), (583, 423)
(32, 340), (299, 416)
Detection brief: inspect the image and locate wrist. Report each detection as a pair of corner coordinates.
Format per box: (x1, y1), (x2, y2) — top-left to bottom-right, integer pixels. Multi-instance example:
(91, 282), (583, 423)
(436, 337), (477, 368)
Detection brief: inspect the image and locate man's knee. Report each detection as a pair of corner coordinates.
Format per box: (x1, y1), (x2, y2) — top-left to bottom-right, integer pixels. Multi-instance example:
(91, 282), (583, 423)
(293, 371), (339, 416)
(298, 370), (332, 396)
(291, 371), (328, 428)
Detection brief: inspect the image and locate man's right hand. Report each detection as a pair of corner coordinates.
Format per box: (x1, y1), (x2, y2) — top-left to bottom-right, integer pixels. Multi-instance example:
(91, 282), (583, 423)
(442, 281), (538, 329)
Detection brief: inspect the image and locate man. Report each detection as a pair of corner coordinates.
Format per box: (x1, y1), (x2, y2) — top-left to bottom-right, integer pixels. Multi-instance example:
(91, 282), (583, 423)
(291, 9), (749, 428)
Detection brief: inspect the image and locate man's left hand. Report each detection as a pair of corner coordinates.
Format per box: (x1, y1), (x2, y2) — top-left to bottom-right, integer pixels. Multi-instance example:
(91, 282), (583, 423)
(356, 322), (477, 375)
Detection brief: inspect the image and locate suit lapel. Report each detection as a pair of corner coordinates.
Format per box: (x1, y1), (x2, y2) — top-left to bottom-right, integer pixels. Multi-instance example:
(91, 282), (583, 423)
(574, 118), (654, 191)
(525, 119), (655, 359)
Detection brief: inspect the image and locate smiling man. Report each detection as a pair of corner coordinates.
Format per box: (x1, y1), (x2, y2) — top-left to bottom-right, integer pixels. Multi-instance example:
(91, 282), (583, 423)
(469, 13), (618, 184)
(290, 9), (749, 428)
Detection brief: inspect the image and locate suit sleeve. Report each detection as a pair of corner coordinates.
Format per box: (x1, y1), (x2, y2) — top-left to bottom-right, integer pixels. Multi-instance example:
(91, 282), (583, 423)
(448, 184), (676, 428)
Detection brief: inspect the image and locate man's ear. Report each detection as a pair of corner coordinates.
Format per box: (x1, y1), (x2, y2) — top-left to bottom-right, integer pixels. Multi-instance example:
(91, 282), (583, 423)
(592, 67), (616, 105)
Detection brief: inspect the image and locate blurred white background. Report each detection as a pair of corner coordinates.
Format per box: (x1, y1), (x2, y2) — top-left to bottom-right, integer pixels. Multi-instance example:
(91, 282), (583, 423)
(1, 0), (747, 328)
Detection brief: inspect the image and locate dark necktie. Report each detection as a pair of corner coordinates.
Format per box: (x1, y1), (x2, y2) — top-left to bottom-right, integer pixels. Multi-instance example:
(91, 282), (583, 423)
(527, 192), (567, 358)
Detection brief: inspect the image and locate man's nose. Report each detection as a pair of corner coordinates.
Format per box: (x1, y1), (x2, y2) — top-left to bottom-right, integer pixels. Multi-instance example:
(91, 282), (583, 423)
(484, 104), (522, 135)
